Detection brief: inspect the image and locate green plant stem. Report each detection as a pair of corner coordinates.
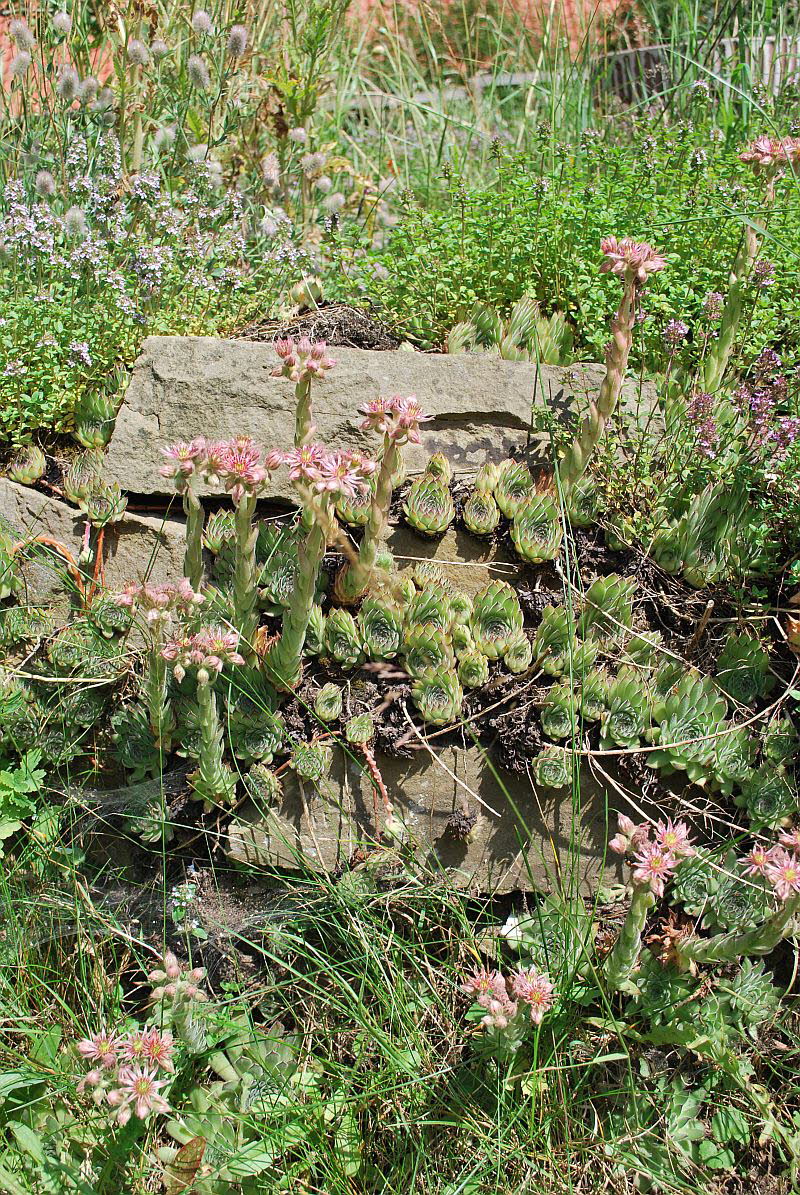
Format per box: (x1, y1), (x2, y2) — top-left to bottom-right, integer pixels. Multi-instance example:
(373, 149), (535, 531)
(700, 232), (753, 395)
(182, 487), (204, 590)
(678, 894), (800, 967)
(232, 494), (259, 660)
(295, 376), (313, 446)
(558, 280), (636, 494)
(146, 643), (173, 752)
(191, 674), (235, 807)
(335, 433), (399, 602)
(604, 883), (655, 991)
(267, 514), (327, 690)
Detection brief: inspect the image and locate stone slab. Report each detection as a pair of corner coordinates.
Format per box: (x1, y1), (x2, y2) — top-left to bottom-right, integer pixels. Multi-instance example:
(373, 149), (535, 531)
(105, 336), (658, 500)
(0, 477), (186, 606)
(227, 742), (632, 895)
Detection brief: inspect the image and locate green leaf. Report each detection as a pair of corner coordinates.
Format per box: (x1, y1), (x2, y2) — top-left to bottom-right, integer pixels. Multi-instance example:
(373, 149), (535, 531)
(712, 1106), (750, 1147)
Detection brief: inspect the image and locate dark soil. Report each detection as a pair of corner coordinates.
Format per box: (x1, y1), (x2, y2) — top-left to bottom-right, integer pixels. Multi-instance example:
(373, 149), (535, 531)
(234, 301), (402, 351)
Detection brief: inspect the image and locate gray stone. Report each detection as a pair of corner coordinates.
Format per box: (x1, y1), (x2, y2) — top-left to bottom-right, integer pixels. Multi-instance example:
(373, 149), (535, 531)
(0, 477), (186, 605)
(105, 336), (657, 500)
(227, 743), (638, 895)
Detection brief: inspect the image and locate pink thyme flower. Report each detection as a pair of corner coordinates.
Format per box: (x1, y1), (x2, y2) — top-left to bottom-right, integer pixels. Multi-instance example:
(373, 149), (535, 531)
(77, 1032), (122, 1069)
(108, 1066), (170, 1122)
(599, 236), (666, 285)
(663, 319), (689, 347)
(510, 967), (555, 1025)
(631, 842), (678, 898)
(653, 819), (695, 859)
(765, 848), (800, 901)
(741, 844), (776, 876)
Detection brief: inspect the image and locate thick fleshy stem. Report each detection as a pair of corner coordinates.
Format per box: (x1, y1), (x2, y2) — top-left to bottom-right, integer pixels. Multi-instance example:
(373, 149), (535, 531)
(701, 180), (776, 395)
(295, 376), (313, 447)
(335, 432), (399, 603)
(145, 642), (174, 752)
(191, 672), (236, 808)
(604, 883), (656, 991)
(266, 511), (328, 690)
(182, 487), (205, 591)
(558, 281), (636, 494)
(232, 493), (259, 661)
(676, 893), (800, 968)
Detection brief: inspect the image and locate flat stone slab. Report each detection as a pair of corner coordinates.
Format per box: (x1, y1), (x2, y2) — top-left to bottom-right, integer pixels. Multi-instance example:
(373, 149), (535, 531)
(105, 336), (657, 500)
(227, 742), (631, 895)
(0, 477), (186, 606)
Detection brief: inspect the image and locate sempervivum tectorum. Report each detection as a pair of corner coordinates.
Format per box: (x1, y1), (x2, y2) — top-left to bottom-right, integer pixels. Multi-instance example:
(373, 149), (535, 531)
(577, 574), (637, 640)
(412, 669), (463, 725)
(202, 509), (236, 555)
(463, 488), (501, 537)
(510, 493), (563, 563)
(358, 597), (403, 659)
(566, 475), (598, 528)
(402, 623), (455, 678)
(244, 763), (282, 804)
(540, 682), (579, 740)
(532, 745), (573, 789)
(290, 739), (333, 782)
(424, 452), (452, 483)
(577, 668), (609, 722)
(494, 458), (535, 519)
(470, 580), (524, 659)
(345, 713), (375, 745)
(405, 587), (452, 633)
(7, 445), (46, 486)
(599, 669), (650, 749)
(458, 649), (490, 689)
(335, 478), (374, 527)
(314, 682), (343, 723)
(324, 608), (363, 669)
(403, 473), (455, 536)
(304, 603), (326, 656)
(532, 605), (574, 676)
(504, 630), (533, 674)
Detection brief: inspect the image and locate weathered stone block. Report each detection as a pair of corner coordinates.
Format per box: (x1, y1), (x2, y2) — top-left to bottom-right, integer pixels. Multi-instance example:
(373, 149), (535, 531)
(105, 336), (657, 500)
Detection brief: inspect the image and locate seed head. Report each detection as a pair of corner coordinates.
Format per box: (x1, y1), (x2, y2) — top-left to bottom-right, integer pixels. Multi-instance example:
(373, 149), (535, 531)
(35, 170), (56, 198)
(9, 51), (32, 79)
(127, 38), (151, 67)
(64, 205), (87, 237)
(151, 38), (170, 60)
(226, 24), (249, 57)
(9, 18), (35, 51)
(80, 75), (98, 104)
(191, 10), (214, 35)
(52, 11), (72, 35)
(187, 53), (210, 90)
(57, 65), (80, 102)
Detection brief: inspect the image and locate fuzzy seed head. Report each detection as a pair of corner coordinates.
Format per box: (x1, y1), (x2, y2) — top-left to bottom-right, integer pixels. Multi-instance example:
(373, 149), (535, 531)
(187, 53), (210, 89)
(127, 38), (151, 67)
(52, 11), (72, 35)
(35, 169), (56, 198)
(226, 24), (249, 57)
(9, 18), (35, 51)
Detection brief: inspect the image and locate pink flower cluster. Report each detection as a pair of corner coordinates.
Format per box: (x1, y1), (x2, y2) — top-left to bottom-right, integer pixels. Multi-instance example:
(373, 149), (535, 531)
(270, 336), (336, 383)
(160, 435), (270, 502)
(76, 1027), (174, 1125)
(359, 394), (434, 445)
(148, 950), (209, 1005)
(740, 135), (800, 173)
(461, 964), (555, 1029)
(599, 236), (666, 285)
(609, 815), (695, 898)
(741, 833), (800, 902)
(162, 625), (245, 681)
(269, 443), (377, 499)
(115, 578), (204, 623)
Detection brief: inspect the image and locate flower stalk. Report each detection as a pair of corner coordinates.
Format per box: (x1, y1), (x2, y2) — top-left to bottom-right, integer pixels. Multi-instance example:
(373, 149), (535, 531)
(604, 882), (656, 991)
(558, 237), (665, 494)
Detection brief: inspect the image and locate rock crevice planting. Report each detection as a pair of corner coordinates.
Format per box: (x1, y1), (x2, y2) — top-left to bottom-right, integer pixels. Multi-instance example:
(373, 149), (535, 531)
(0, 6), (799, 1187)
